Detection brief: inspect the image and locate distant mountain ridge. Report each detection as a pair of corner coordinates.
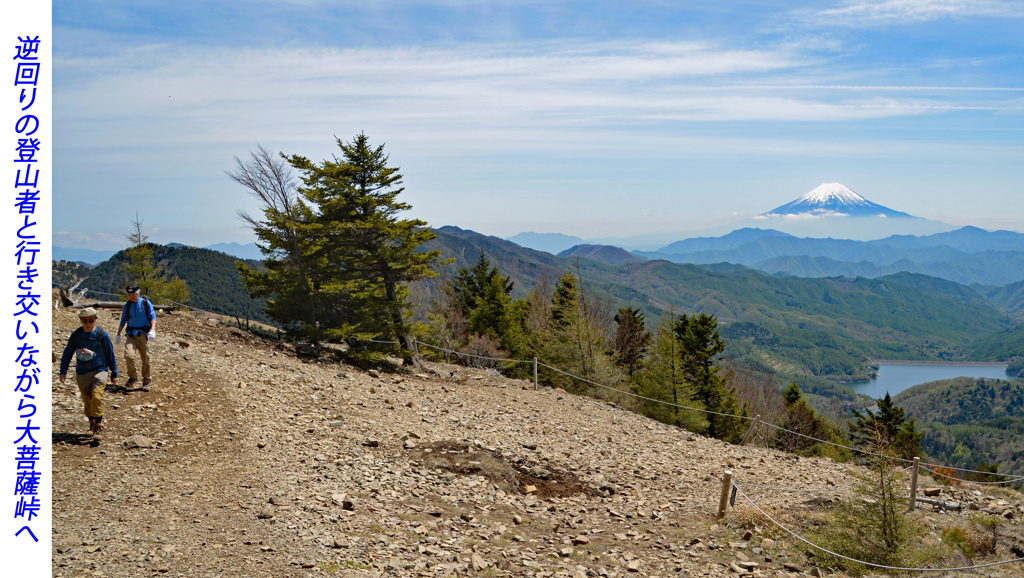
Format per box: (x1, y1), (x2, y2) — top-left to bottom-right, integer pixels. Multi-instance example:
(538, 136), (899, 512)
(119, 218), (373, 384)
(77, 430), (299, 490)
(557, 244), (645, 266)
(57, 244), (273, 325)
(505, 232), (586, 254)
(636, 226), (1024, 288)
(55, 242), (263, 265)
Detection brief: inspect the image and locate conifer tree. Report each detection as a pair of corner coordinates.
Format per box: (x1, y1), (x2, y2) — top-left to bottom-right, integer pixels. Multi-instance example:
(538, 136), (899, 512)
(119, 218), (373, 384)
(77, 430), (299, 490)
(233, 135), (446, 365)
(612, 306), (651, 380)
(452, 252), (513, 316)
(850, 393), (922, 460)
(443, 252), (529, 360)
(540, 271), (618, 391)
(775, 382), (850, 460)
(636, 318), (703, 430)
(674, 312), (746, 443)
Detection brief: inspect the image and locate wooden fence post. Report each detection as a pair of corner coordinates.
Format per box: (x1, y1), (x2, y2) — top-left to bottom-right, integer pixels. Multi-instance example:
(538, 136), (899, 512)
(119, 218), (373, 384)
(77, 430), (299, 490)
(908, 457), (920, 511)
(718, 471), (733, 519)
(533, 357), (538, 390)
(741, 415), (761, 446)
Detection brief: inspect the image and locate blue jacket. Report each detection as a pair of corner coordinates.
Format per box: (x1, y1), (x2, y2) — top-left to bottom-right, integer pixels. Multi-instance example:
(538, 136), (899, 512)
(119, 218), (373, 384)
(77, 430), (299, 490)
(120, 298), (156, 336)
(60, 326), (118, 378)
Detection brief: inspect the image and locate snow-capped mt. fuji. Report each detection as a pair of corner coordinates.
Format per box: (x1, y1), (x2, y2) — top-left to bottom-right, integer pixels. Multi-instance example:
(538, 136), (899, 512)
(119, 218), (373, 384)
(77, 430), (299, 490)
(761, 183), (915, 219)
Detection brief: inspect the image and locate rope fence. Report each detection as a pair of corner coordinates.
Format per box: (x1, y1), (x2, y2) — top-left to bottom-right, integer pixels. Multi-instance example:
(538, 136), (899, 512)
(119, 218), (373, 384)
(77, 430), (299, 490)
(412, 339), (1024, 486)
(921, 465), (1024, 486)
(537, 361), (757, 421)
(52, 282), (1024, 487)
(730, 481), (1024, 573)
(731, 481), (850, 492)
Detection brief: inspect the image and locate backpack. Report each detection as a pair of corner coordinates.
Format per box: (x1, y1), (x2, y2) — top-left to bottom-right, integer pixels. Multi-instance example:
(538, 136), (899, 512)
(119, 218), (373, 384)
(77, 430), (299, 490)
(124, 296), (154, 329)
(72, 327), (110, 372)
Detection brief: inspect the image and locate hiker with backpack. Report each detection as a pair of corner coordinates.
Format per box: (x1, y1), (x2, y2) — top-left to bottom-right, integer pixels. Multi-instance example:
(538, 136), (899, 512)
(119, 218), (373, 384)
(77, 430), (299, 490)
(59, 307), (118, 440)
(116, 284), (157, 391)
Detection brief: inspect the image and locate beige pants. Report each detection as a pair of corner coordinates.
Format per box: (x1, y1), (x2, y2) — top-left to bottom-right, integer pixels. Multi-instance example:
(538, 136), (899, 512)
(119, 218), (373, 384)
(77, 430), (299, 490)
(76, 371), (107, 418)
(124, 334), (151, 384)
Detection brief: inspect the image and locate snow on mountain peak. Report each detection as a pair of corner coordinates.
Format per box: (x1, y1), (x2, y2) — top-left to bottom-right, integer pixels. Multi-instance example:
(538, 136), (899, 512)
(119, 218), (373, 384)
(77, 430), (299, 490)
(798, 183), (868, 206)
(759, 183), (915, 220)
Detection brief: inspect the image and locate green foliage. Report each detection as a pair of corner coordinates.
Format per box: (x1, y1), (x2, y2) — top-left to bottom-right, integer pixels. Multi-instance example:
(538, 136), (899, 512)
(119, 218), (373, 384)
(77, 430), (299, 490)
(1008, 357), (1024, 376)
(420, 226), (1018, 382)
(772, 382), (851, 461)
(53, 260), (89, 288)
(850, 393), (922, 461)
(970, 324), (1024, 362)
(535, 271), (622, 394)
(122, 217), (191, 306)
(635, 320), (704, 431)
(232, 135), (446, 362)
(895, 376), (1024, 478)
(675, 313), (747, 443)
(816, 448), (915, 571)
(612, 306), (651, 380)
(454, 253), (529, 359)
(74, 245), (272, 324)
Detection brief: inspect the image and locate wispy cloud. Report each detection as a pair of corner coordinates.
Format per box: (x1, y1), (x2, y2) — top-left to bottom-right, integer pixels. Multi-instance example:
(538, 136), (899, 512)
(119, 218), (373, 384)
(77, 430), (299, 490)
(811, 0), (1024, 25)
(57, 39), (1006, 155)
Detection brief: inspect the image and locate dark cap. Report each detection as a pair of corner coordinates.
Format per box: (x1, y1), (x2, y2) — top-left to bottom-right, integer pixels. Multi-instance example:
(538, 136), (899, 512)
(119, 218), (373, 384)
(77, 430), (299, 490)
(126, 285), (140, 294)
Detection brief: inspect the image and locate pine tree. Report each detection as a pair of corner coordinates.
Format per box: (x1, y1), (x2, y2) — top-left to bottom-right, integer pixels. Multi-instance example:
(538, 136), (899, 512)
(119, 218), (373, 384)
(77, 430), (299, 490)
(850, 393), (922, 460)
(636, 319), (703, 431)
(612, 307), (651, 380)
(452, 252), (513, 316)
(232, 135), (447, 365)
(674, 313), (746, 443)
(774, 382), (850, 460)
(540, 271), (618, 392)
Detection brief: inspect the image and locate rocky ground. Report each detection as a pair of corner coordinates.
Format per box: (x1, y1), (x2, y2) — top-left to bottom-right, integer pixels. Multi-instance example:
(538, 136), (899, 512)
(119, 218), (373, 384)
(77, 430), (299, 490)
(51, 307), (1024, 577)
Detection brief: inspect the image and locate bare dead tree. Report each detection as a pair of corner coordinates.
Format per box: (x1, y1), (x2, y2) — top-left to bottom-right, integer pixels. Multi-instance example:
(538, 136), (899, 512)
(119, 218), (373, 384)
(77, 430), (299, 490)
(227, 144), (318, 331)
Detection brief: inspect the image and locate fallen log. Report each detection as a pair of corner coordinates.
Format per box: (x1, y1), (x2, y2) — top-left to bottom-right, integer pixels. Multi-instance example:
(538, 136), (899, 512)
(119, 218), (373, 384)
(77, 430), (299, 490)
(915, 497), (961, 511)
(68, 301), (177, 313)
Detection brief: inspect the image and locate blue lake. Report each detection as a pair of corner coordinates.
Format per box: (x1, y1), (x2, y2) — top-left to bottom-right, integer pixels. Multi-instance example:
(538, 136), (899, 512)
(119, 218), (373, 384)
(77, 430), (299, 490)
(849, 363), (1011, 399)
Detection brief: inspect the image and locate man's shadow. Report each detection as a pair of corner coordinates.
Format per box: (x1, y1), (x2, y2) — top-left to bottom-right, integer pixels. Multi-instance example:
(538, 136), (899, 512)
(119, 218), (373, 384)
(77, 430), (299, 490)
(105, 382), (131, 395)
(52, 432), (98, 447)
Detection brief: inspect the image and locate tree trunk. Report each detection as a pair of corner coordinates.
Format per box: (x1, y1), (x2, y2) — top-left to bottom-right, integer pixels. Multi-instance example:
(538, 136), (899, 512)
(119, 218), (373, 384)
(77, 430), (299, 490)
(378, 258), (426, 371)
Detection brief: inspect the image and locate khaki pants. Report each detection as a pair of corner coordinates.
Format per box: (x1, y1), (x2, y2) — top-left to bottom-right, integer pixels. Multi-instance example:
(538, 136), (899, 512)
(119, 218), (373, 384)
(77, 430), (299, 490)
(124, 334), (151, 384)
(76, 371), (107, 418)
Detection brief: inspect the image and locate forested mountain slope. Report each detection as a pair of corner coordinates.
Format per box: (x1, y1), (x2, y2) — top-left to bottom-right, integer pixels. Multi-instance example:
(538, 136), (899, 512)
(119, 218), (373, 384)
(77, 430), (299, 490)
(424, 227), (1017, 381)
(56, 244), (273, 325)
(896, 377), (1024, 478)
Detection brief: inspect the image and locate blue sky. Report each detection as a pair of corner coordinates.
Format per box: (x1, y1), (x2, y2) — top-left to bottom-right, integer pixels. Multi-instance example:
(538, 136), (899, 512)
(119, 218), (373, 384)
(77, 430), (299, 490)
(53, 0), (1024, 250)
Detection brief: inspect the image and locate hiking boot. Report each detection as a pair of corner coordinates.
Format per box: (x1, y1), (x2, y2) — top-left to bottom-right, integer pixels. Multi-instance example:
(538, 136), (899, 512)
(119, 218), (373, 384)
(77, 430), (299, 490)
(92, 423), (104, 441)
(126, 377), (138, 387)
(141, 383), (151, 392)
(87, 418), (96, 436)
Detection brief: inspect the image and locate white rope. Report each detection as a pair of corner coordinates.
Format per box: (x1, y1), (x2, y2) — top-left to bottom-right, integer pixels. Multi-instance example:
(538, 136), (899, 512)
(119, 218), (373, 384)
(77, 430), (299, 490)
(923, 461), (1024, 479)
(758, 420), (915, 465)
(921, 465), (1024, 486)
(416, 340), (534, 364)
(731, 483), (1024, 572)
(737, 482), (850, 492)
(538, 362), (755, 421)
